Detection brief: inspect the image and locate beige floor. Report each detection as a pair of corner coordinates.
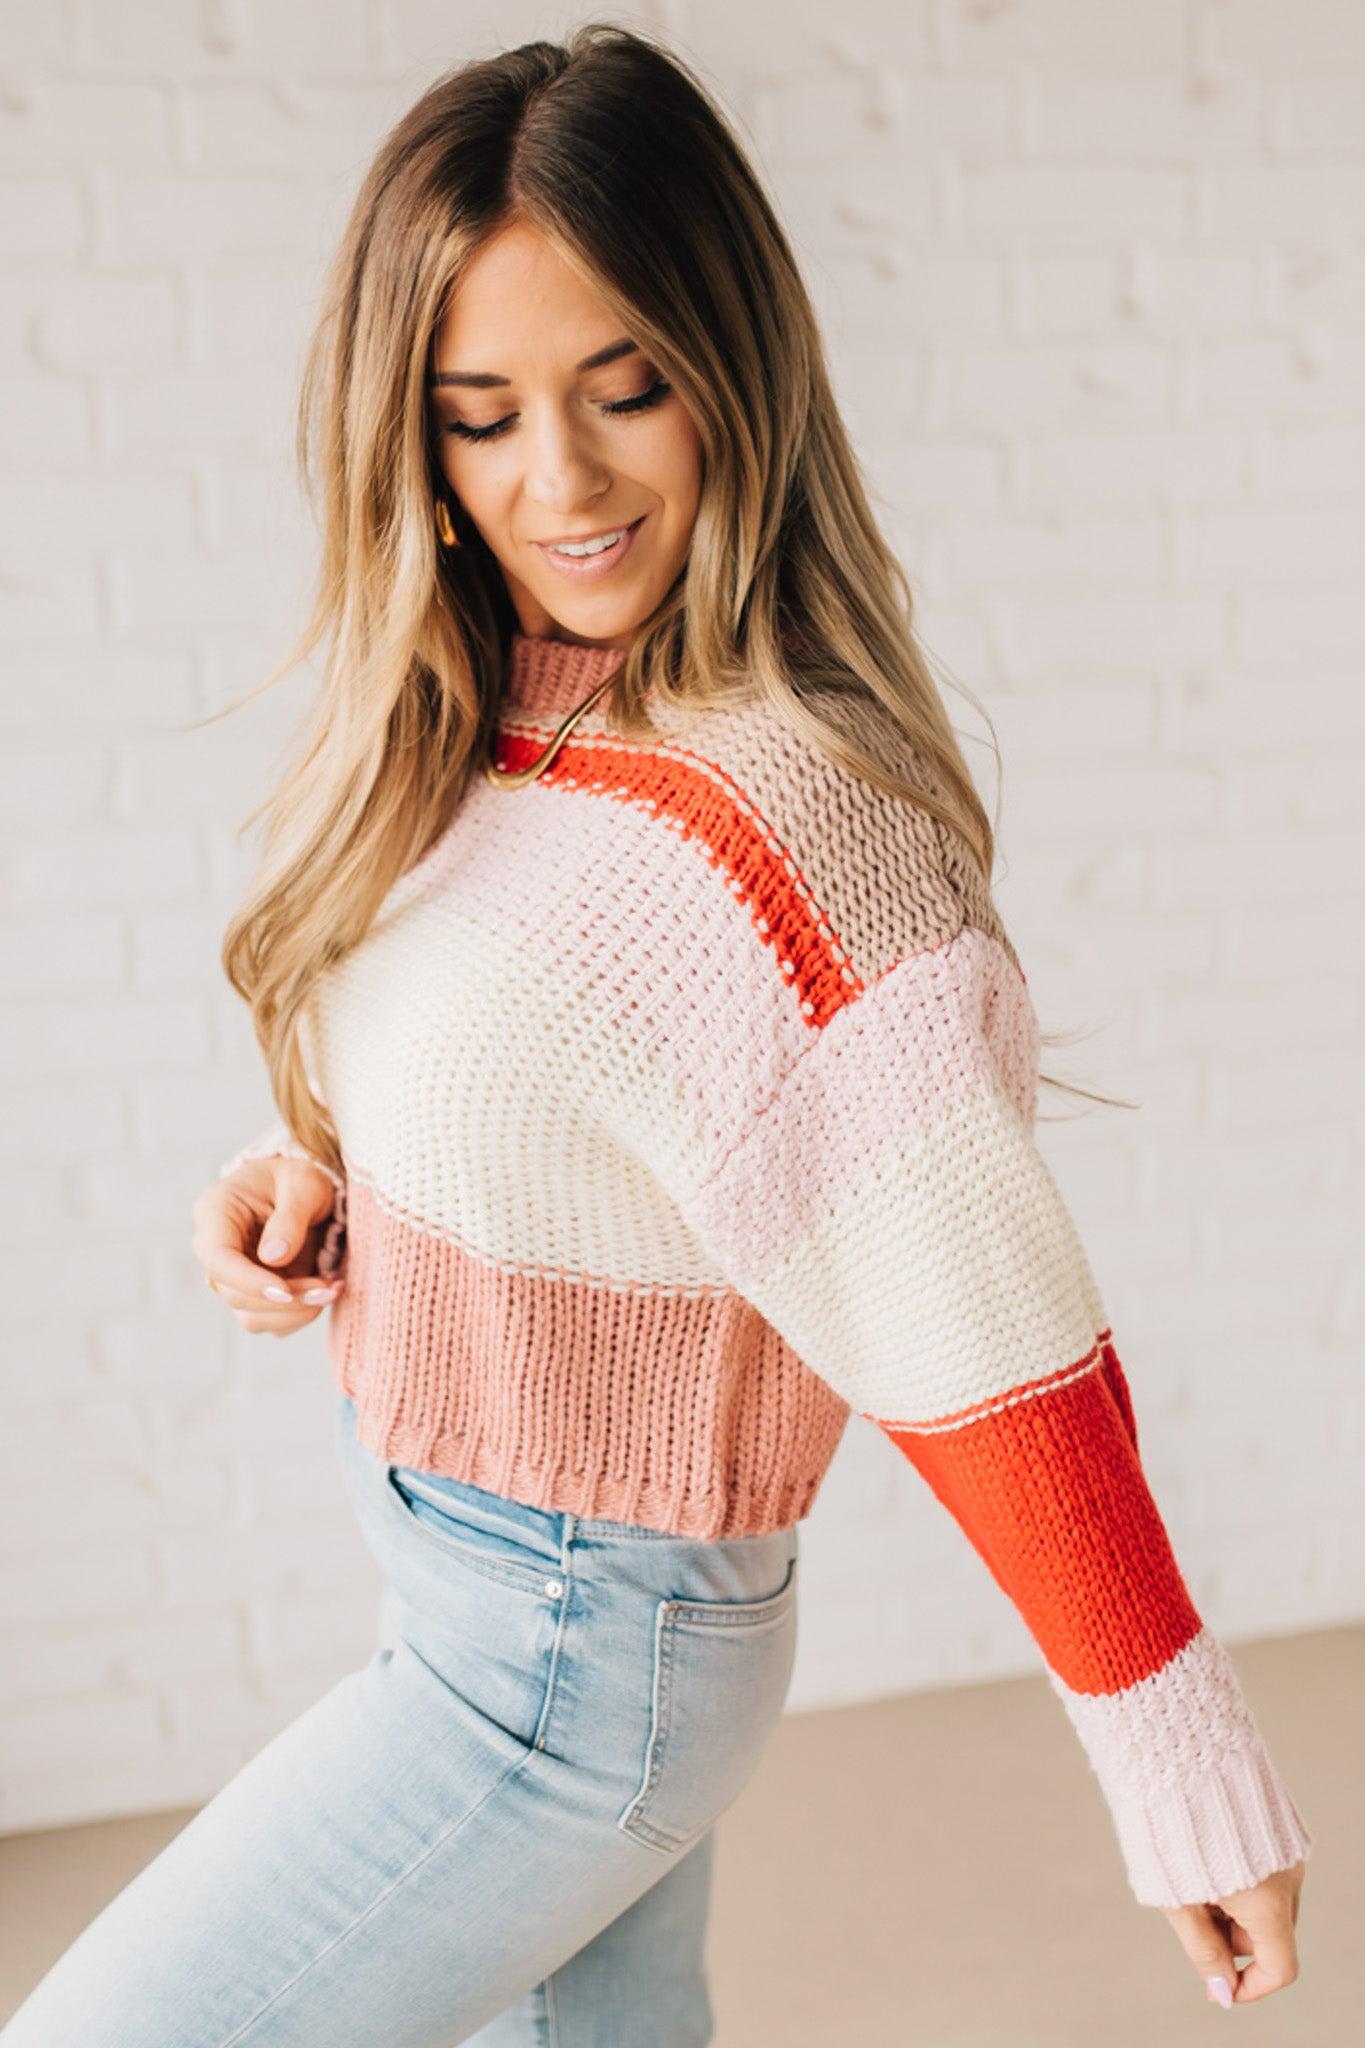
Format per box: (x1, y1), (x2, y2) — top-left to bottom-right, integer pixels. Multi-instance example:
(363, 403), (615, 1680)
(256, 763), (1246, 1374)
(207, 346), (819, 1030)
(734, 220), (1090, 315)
(1, 1624), (1353, 2043)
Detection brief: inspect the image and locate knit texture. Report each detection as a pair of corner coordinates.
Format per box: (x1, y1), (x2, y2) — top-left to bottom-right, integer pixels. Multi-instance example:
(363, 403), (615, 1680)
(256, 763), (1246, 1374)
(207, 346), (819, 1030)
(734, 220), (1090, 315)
(222, 630), (1314, 1907)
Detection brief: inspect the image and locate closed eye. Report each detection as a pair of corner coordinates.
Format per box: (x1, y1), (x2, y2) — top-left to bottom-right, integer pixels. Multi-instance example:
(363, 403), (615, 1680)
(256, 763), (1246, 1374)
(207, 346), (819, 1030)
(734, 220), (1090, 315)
(443, 376), (672, 444)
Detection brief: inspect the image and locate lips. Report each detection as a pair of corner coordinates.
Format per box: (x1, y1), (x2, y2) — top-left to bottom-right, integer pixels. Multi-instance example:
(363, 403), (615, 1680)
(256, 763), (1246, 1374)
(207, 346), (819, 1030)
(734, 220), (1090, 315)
(531, 514), (646, 580)
(537, 521), (634, 548)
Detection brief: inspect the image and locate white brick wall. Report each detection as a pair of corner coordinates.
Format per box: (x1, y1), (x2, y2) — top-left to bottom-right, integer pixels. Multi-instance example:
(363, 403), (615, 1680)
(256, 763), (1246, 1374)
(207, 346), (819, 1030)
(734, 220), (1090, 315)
(1, 0), (1362, 1832)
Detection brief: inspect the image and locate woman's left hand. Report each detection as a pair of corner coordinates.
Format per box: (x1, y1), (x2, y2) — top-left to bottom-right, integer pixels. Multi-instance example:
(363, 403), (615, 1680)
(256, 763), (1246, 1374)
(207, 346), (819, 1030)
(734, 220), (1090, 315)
(1158, 1860), (1306, 2006)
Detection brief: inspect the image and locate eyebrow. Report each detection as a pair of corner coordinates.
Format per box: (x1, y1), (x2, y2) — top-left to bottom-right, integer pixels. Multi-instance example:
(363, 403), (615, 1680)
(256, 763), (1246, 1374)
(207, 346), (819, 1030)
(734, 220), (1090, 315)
(427, 336), (638, 390)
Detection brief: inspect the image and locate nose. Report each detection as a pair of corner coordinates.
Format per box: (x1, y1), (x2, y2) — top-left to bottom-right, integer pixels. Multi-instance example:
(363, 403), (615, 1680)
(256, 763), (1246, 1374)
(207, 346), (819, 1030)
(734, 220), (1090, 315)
(522, 403), (614, 521)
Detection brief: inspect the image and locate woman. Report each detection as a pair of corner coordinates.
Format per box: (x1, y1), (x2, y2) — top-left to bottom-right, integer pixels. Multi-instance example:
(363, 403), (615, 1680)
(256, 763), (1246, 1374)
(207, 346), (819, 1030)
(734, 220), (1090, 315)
(4, 22), (1312, 2045)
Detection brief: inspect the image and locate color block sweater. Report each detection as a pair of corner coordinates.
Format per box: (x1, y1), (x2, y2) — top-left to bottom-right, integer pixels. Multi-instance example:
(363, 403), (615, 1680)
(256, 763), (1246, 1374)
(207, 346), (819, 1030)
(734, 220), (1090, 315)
(222, 630), (1314, 1909)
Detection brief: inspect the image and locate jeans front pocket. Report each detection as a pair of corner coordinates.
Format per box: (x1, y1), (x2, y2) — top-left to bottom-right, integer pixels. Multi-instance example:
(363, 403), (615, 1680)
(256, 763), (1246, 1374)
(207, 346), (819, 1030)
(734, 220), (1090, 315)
(383, 1465), (566, 1598)
(377, 1466), (570, 1754)
(616, 1554), (799, 1855)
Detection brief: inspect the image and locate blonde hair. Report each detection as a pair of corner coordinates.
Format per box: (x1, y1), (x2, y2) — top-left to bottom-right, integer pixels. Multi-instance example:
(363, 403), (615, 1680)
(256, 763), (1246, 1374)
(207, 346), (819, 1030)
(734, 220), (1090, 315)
(204, 20), (1129, 1182)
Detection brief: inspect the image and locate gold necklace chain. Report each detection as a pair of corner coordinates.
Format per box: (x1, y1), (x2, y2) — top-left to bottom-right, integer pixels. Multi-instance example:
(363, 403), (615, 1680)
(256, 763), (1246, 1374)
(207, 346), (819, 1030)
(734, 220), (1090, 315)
(484, 669), (620, 789)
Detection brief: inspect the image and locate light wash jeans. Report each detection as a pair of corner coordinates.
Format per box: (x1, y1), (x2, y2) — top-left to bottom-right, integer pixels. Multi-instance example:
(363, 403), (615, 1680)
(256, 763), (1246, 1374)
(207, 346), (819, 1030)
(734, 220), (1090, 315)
(1, 1390), (801, 2047)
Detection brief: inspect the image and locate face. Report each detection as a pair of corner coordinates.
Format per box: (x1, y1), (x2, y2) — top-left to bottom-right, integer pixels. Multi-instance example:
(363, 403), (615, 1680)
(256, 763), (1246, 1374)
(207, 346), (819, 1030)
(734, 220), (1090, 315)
(428, 220), (704, 652)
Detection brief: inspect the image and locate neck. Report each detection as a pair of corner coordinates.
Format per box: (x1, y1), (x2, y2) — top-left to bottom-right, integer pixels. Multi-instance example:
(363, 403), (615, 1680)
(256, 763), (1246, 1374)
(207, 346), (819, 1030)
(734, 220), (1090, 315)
(502, 630), (630, 721)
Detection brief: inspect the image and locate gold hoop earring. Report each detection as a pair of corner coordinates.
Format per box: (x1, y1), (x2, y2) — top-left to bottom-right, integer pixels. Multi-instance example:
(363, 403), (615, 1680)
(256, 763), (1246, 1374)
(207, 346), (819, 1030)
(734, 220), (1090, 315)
(435, 497), (459, 548)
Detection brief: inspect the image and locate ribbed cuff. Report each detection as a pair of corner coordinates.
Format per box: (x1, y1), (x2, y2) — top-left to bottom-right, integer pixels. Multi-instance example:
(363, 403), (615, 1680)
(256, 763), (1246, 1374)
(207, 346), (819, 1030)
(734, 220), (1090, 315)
(218, 1119), (345, 1197)
(315, 1185), (348, 1280)
(1108, 1743), (1316, 1908)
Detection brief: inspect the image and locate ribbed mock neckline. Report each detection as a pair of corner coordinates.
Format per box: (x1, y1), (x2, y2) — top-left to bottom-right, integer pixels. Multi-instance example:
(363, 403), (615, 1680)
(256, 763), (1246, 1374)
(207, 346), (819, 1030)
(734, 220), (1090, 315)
(503, 631), (629, 722)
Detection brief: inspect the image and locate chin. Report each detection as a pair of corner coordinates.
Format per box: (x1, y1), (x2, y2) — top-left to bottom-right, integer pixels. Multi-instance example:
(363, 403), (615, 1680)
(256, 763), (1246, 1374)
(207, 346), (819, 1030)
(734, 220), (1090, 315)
(534, 592), (655, 643)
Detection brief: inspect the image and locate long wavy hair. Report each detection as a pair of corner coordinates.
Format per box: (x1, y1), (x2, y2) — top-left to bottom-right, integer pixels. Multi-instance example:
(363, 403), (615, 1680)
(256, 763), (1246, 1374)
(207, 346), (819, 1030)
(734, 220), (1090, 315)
(207, 20), (1129, 1183)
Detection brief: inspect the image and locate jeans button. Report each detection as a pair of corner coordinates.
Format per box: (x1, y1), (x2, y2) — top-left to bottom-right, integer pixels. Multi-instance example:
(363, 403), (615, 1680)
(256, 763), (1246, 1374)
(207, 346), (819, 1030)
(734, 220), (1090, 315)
(544, 1577), (564, 1598)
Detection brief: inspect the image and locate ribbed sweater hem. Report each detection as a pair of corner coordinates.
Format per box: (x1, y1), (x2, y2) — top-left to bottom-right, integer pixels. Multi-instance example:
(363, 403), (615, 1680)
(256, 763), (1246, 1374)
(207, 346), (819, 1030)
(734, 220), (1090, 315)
(330, 1352), (821, 1542)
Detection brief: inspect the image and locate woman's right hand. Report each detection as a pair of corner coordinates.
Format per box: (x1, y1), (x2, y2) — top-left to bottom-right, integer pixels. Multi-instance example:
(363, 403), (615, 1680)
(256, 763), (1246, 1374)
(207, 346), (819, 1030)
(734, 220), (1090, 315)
(192, 1156), (345, 1336)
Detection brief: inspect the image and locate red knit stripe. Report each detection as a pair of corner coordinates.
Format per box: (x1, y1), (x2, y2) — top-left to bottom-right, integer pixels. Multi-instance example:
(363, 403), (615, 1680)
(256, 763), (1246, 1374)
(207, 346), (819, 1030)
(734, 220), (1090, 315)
(493, 727), (862, 1028)
(875, 1339), (1201, 1695)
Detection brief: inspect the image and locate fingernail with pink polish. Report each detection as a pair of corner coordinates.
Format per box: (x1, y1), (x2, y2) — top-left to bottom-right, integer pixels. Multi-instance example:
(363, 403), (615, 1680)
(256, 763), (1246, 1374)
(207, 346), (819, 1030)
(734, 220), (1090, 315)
(1206, 1976), (1234, 2009)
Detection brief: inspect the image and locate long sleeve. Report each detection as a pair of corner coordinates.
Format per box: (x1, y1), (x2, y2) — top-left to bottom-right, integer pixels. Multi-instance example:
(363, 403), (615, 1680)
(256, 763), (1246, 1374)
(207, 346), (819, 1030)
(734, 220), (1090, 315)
(670, 911), (1315, 1908)
(218, 1119), (348, 1282)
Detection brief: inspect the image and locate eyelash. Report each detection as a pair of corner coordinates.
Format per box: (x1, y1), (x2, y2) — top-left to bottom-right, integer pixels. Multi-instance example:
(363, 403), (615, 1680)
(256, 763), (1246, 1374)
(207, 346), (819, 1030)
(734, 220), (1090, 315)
(443, 376), (672, 444)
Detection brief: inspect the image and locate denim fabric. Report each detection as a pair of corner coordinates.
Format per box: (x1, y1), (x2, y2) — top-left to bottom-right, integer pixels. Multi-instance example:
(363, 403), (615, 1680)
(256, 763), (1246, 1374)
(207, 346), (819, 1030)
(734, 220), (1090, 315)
(0, 1391), (801, 2047)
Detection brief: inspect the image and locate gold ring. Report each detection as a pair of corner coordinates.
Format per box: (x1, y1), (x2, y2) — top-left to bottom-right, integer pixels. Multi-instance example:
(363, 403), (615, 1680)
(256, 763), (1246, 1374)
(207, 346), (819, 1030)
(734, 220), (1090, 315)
(206, 1273), (220, 1294)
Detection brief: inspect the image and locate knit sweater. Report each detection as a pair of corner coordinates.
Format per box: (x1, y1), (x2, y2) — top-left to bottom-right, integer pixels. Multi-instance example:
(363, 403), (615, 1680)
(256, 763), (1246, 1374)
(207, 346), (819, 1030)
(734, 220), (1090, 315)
(222, 630), (1314, 1909)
